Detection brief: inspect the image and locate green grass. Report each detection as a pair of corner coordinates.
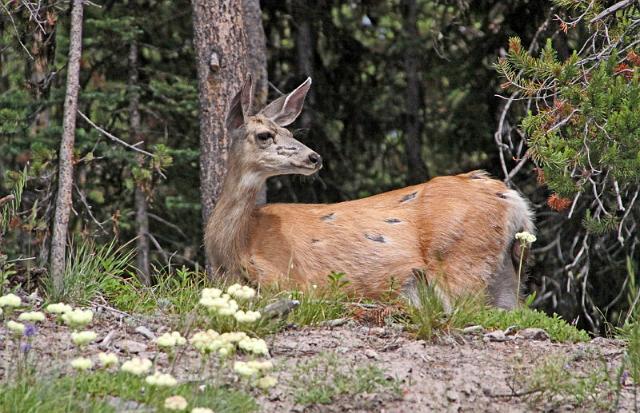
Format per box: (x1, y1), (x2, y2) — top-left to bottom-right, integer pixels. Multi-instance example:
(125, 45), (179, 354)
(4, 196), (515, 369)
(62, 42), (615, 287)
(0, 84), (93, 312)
(0, 371), (257, 413)
(289, 352), (401, 405)
(101, 266), (354, 335)
(44, 240), (589, 343)
(43, 239), (136, 306)
(283, 273), (351, 326)
(466, 306), (590, 342)
(515, 354), (620, 411)
(407, 279), (590, 342)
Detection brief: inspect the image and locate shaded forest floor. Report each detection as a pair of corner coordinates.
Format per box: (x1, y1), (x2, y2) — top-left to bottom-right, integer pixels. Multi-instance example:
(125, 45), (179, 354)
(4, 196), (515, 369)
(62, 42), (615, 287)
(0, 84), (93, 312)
(1, 307), (636, 412)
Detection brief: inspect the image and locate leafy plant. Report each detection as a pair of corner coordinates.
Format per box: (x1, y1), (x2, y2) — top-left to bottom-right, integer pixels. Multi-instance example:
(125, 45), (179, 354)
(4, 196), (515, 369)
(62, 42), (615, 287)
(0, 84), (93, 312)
(517, 354), (618, 411)
(43, 239), (135, 305)
(0, 371), (257, 413)
(289, 352), (401, 406)
(407, 278), (589, 342)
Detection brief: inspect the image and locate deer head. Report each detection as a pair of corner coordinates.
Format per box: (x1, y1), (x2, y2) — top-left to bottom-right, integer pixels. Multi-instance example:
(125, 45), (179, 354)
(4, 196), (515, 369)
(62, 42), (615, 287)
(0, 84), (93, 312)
(225, 76), (322, 179)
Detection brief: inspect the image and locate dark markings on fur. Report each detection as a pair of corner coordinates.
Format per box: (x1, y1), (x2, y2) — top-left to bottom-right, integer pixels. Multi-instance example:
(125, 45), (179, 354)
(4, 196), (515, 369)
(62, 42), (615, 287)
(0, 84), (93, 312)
(321, 213), (336, 221)
(495, 192), (507, 199)
(400, 192), (417, 203)
(276, 146), (300, 157)
(365, 233), (386, 243)
(470, 174), (484, 179)
(311, 239), (320, 244)
(384, 218), (402, 224)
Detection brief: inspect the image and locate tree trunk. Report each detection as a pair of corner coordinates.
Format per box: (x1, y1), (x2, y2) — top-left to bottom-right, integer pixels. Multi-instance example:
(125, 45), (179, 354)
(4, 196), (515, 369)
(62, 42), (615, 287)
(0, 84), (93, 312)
(243, 0), (268, 111)
(242, 0), (268, 205)
(293, 0), (314, 130)
(49, 0), (84, 294)
(128, 39), (151, 286)
(402, 0), (429, 185)
(28, 2), (56, 136)
(191, 0), (247, 274)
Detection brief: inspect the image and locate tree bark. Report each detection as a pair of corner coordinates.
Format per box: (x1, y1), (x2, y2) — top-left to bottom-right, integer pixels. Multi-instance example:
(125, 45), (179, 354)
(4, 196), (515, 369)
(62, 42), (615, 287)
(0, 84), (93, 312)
(242, 0), (268, 111)
(292, 0), (314, 130)
(401, 0), (429, 185)
(28, 1), (56, 136)
(49, 0), (84, 294)
(128, 39), (151, 286)
(242, 0), (268, 205)
(191, 0), (247, 273)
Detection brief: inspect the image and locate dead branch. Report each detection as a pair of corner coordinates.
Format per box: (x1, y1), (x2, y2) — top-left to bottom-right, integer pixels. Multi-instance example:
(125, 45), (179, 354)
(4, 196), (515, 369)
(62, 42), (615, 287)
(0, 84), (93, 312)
(77, 110), (154, 157)
(590, 0), (635, 23)
(0, 194), (15, 208)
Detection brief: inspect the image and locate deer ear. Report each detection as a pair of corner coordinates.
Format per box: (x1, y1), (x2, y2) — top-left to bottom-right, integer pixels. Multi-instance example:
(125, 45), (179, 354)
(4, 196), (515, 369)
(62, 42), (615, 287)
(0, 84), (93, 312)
(260, 77), (311, 127)
(225, 75), (254, 131)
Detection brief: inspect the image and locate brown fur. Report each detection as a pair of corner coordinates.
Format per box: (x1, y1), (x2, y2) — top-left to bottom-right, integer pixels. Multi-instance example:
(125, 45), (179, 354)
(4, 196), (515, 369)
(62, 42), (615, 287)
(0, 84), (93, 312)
(245, 172), (530, 299)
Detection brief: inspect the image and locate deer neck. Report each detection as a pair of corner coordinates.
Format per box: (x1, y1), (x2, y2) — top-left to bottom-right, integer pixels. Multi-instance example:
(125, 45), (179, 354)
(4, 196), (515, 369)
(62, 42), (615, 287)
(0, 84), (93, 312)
(205, 162), (264, 274)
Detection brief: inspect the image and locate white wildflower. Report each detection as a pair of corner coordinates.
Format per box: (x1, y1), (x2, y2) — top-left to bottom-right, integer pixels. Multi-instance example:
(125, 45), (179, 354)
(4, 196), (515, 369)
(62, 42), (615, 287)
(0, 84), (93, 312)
(71, 330), (98, 346)
(255, 375), (278, 389)
(18, 311), (45, 322)
(190, 329), (220, 353)
(219, 331), (248, 343)
(228, 284), (256, 300)
(218, 344), (234, 357)
(201, 288), (222, 299)
(238, 337), (269, 355)
(70, 357), (93, 371)
(61, 308), (93, 328)
(98, 352), (119, 367)
(46, 302), (73, 314)
(217, 299), (239, 316)
(6, 320), (25, 334)
(200, 296), (231, 311)
(233, 310), (261, 323)
(0, 293), (21, 307)
(233, 361), (257, 377)
(164, 395), (188, 411)
(121, 357), (152, 376)
(515, 231), (537, 244)
(146, 372), (178, 387)
(157, 331), (187, 348)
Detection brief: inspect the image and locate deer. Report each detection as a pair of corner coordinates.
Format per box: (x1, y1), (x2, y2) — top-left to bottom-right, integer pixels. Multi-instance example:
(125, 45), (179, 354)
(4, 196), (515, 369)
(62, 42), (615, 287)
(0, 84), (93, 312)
(204, 76), (534, 310)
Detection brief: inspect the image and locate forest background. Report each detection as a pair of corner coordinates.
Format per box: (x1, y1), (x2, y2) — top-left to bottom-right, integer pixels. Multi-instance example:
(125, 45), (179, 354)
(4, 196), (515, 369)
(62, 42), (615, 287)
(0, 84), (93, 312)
(1, 0), (639, 334)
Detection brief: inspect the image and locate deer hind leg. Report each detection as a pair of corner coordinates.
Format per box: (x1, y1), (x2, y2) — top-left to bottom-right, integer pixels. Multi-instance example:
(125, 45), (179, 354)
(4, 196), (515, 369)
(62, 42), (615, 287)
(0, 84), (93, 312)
(401, 269), (452, 313)
(487, 252), (519, 310)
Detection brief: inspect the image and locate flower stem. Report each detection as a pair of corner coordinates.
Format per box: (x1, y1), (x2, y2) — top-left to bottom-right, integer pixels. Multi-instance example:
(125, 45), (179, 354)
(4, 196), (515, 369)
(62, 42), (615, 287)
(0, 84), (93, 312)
(516, 242), (527, 306)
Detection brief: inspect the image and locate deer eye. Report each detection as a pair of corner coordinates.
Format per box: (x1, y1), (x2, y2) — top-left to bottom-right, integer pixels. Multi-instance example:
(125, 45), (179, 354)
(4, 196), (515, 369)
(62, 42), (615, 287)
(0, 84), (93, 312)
(256, 132), (273, 144)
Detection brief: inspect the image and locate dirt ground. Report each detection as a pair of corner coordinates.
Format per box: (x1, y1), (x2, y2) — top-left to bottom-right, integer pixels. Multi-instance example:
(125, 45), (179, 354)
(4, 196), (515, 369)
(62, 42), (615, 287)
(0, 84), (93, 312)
(0, 307), (635, 412)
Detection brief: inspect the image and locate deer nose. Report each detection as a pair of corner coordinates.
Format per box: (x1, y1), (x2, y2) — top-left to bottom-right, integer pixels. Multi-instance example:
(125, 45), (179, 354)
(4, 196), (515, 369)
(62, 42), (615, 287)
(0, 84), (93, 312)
(308, 152), (322, 166)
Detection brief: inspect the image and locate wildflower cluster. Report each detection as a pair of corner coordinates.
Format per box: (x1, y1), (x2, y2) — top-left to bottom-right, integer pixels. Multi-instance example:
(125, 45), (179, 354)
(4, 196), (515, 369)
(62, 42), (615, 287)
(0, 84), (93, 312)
(98, 352), (119, 367)
(60, 308), (94, 328)
(0, 293), (22, 307)
(145, 371), (178, 387)
(199, 283), (261, 323)
(70, 357), (93, 371)
(233, 360), (277, 389)
(46, 302), (73, 314)
(0, 286), (278, 411)
(121, 357), (153, 376)
(515, 231), (537, 245)
(71, 330), (98, 346)
(188, 329), (269, 358)
(156, 331), (187, 349)
(18, 311), (45, 322)
(228, 283), (256, 300)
